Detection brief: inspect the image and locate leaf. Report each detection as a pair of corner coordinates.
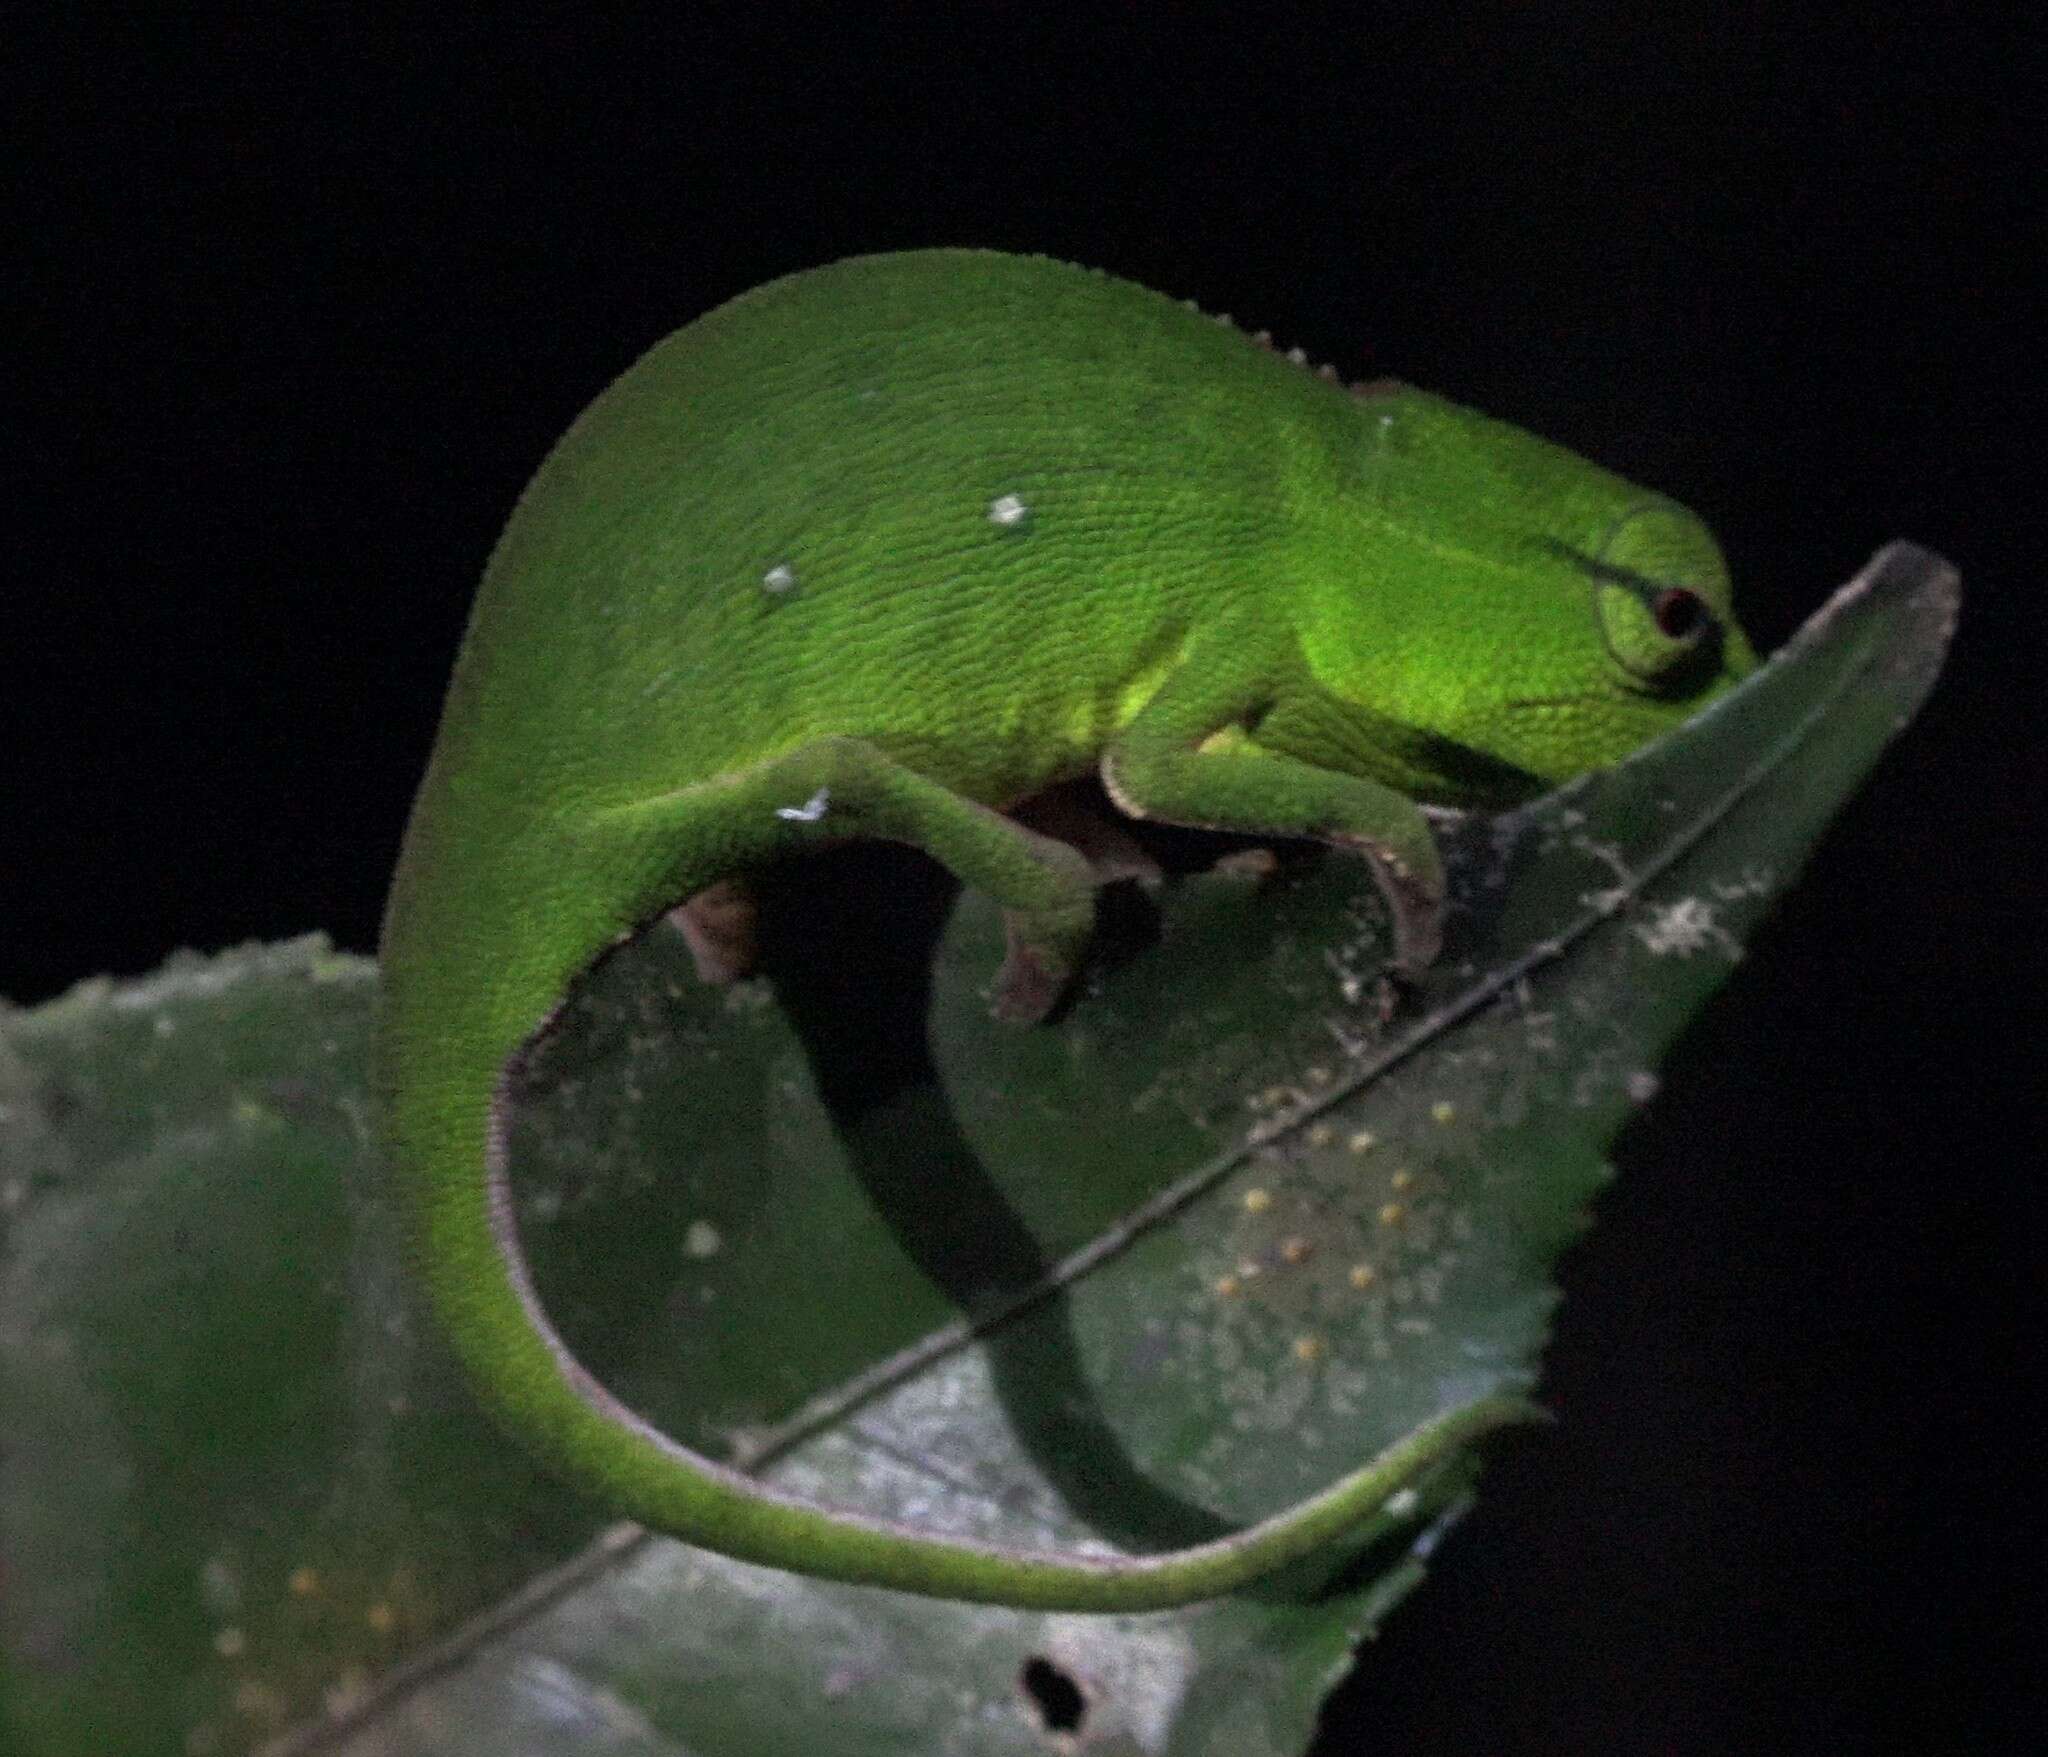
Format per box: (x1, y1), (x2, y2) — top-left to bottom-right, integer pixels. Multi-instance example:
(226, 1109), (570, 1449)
(0, 545), (1956, 1757)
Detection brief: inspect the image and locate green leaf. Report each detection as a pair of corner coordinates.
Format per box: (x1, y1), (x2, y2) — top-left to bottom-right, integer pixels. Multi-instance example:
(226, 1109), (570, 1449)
(0, 545), (1956, 1757)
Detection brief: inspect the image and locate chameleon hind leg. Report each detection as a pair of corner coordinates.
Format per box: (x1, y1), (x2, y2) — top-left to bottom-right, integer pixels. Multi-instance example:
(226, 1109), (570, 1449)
(669, 877), (759, 984)
(593, 735), (1099, 1022)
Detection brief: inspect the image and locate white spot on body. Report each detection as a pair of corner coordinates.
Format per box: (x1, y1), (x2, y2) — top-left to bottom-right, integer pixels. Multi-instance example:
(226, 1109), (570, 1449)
(776, 787), (831, 823)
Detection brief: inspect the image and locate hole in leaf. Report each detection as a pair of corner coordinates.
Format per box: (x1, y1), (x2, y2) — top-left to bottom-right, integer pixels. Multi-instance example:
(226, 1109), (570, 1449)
(1019, 1654), (1087, 1733)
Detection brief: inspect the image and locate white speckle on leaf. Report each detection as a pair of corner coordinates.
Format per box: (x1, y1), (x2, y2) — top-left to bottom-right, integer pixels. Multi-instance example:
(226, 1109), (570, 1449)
(1712, 864), (1775, 900)
(986, 492), (1030, 528)
(1576, 836), (1639, 915)
(776, 787), (831, 823)
(1633, 896), (1739, 958)
(761, 562), (799, 597)
(1383, 1486), (1419, 1518)
(1323, 1016), (1371, 1059)
(198, 1555), (241, 1616)
(322, 1668), (373, 1720)
(1626, 1070), (1662, 1102)
(685, 1220), (722, 1258)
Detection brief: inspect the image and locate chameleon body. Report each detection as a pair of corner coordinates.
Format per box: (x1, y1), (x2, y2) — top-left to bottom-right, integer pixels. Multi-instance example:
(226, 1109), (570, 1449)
(378, 249), (1754, 1608)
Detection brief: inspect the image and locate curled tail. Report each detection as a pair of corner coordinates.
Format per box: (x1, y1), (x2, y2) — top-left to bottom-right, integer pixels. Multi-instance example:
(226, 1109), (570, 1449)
(378, 922), (1527, 1612)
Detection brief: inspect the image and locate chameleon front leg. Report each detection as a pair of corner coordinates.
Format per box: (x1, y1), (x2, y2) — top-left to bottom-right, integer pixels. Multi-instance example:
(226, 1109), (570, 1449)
(1102, 654), (1448, 974)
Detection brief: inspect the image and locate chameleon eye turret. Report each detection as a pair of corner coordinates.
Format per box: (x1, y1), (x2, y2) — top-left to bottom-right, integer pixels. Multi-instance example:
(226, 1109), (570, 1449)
(1592, 500), (1736, 689)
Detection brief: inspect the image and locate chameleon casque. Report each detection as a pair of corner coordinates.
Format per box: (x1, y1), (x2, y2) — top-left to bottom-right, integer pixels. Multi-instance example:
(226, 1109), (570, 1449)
(377, 249), (1755, 1609)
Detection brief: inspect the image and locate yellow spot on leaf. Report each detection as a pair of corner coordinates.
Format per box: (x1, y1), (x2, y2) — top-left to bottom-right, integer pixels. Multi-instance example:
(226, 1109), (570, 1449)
(1349, 1263), (1377, 1289)
(1379, 1201), (1406, 1227)
(1431, 1100), (1456, 1125)
(1242, 1187), (1272, 1214)
(287, 1566), (320, 1597)
(1390, 1167), (1415, 1192)
(1348, 1129), (1377, 1153)
(1292, 1334), (1326, 1361)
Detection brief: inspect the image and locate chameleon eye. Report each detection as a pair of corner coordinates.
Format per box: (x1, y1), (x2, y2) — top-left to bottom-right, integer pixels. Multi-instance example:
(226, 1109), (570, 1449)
(1592, 503), (1726, 688)
(1651, 585), (1707, 641)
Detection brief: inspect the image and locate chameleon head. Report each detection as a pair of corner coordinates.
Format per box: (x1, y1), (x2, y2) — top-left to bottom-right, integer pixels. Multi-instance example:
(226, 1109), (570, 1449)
(1453, 494), (1759, 786)
(1295, 387), (1759, 801)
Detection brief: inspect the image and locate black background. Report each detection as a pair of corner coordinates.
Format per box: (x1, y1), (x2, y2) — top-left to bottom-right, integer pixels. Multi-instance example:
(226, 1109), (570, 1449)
(11, 11), (2036, 1753)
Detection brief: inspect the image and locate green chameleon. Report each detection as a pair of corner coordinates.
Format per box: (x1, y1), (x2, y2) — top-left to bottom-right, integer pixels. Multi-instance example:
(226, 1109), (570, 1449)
(377, 249), (1754, 1610)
